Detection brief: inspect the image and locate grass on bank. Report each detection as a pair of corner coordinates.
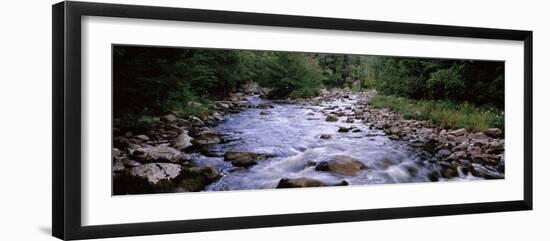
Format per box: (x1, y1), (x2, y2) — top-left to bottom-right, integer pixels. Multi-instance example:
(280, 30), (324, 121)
(369, 95), (504, 132)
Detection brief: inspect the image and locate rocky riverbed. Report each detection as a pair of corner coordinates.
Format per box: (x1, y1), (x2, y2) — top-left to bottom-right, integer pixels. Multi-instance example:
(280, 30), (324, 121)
(112, 87), (505, 195)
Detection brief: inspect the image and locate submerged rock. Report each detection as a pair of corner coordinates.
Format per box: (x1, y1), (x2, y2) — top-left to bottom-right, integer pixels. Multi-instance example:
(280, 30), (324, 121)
(257, 103), (274, 109)
(276, 177), (349, 188)
(315, 155), (367, 176)
(224, 151), (267, 167)
(469, 163), (504, 179)
(338, 126), (351, 132)
(195, 130), (222, 145)
(320, 134), (332, 139)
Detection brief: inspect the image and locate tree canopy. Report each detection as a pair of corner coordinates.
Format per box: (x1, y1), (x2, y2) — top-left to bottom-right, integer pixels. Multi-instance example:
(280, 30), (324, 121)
(113, 46), (504, 123)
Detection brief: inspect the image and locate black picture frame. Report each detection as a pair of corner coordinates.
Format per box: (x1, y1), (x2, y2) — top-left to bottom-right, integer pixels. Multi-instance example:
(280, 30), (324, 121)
(52, 1), (533, 240)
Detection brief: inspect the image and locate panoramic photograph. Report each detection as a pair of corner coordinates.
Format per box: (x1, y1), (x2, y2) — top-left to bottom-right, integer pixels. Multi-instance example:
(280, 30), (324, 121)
(112, 45), (505, 195)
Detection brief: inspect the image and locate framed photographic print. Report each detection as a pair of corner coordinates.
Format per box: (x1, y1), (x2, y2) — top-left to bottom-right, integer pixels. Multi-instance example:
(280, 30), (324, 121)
(52, 1), (533, 240)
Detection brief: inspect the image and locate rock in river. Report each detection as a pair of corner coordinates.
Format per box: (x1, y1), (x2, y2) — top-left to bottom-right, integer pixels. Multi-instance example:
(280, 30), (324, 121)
(320, 134), (332, 139)
(132, 145), (190, 163)
(276, 177), (349, 188)
(257, 103), (274, 109)
(338, 126), (351, 132)
(315, 155), (367, 176)
(195, 130), (222, 145)
(224, 151), (267, 167)
(325, 115), (338, 122)
(172, 131), (194, 150)
(188, 165), (221, 181)
(129, 163), (182, 184)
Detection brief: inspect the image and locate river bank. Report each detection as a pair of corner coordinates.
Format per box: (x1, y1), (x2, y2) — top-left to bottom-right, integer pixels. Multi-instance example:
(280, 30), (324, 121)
(112, 87), (504, 195)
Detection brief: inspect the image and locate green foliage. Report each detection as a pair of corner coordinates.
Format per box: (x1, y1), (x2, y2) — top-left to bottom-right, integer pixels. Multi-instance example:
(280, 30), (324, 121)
(239, 52), (323, 99)
(426, 64), (464, 99)
(113, 46), (504, 134)
(116, 113), (160, 134)
(369, 95), (504, 132)
(375, 58), (504, 109)
(113, 47), (241, 125)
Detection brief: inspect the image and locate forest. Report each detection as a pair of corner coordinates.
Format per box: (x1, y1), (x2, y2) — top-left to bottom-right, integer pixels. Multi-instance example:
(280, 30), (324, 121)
(114, 46), (504, 132)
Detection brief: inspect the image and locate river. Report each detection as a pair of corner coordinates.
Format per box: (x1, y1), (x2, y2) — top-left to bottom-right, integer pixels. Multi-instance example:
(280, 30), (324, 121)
(190, 94), (476, 191)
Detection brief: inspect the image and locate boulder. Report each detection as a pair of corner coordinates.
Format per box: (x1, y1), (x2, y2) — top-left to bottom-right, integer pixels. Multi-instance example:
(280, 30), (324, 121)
(135, 134), (150, 141)
(487, 141), (505, 154)
(129, 163), (182, 184)
(132, 145), (190, 163)
(470, 132), (489, 140)
(276, 177), (326, 188)
(214, 101), (231, 110)
(389, 126), (401, 135)
(437, 149), (452, 157)
(195, 130), (222, 145)
(452, 142), (469, 152)
(424, 138), (439, 152)
(257, 103), (274, 109)
(210, 112), (224, 122)
(189, 116), (205, 126)
(121, 158), (142, 167)
(320, 134), (332, 140)
(224, 151), (266, 167)
(449, 128), (467, 136)
(325, 115), (338, 122)
(315, 155), (367, 176)
(338, 126), (351, 132)
(485, 128), (503, 137)
(276, 177), (349, 188)
(453, 151), (467, 159)
(189, 165), (221, 181)
(469, 163), (504, 179)
(172, 131), (194, 150)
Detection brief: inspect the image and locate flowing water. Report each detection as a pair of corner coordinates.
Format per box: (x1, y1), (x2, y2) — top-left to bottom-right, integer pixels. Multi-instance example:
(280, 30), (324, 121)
(191, 94), (475, 191)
